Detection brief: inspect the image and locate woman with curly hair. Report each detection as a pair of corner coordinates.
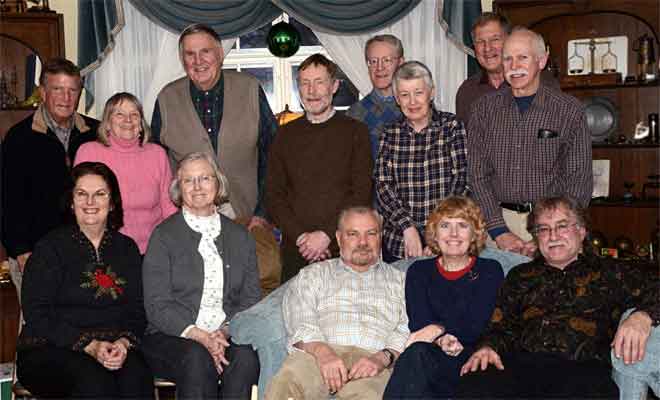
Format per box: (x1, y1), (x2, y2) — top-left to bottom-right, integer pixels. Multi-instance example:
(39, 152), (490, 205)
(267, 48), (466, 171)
(383, 196), (504, 399)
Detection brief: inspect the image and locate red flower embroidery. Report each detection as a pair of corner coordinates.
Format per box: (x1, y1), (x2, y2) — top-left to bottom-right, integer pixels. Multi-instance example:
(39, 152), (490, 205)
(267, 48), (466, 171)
(81, 266), (126, 300)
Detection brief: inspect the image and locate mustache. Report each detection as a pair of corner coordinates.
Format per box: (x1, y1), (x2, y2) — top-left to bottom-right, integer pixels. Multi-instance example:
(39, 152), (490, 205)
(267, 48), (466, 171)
(506, 69), (528, 79)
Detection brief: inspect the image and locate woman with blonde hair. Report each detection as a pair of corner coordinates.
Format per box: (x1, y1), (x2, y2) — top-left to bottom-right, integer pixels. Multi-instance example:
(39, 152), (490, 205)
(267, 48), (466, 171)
(75, 92), (176, 253)
(384, 196), (504, 399)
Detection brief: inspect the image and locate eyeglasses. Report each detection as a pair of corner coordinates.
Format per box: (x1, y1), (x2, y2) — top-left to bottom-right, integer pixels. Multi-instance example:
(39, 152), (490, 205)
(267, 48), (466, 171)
(73, 189), (110, 203)
(366, 56), (398, 69)
(181, 175), (216, 187)
(533, 222), (579, 238)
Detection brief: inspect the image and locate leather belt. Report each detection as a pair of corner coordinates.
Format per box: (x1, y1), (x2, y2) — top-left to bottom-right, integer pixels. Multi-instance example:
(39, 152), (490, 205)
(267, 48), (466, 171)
(500, 202), (533, 213)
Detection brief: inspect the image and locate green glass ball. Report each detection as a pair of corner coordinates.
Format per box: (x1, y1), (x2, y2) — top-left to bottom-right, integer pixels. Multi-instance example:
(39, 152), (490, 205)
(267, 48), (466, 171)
(267, 21), (300, 58)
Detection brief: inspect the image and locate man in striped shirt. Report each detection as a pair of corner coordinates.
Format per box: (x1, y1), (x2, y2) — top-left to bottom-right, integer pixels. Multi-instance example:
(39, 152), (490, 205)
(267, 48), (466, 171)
(467, 27), (592, 257)
(265, 207), (409, 400)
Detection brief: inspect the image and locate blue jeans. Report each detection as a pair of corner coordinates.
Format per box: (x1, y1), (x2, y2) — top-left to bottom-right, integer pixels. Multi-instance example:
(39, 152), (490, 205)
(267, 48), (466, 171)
(611, 309), (660, 399)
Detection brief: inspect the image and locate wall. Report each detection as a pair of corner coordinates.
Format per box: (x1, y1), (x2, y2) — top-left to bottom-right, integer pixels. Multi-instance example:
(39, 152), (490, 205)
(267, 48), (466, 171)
(49, 0), (78, 63)
(482, 0), (492, 12)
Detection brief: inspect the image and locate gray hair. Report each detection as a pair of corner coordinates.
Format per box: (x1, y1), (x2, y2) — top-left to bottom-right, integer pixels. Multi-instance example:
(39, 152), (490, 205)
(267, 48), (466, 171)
(392, 61), (434, 94)
(337, 206), (382, 232)
(508, 26), (546, 58)
(365, 34), (404, 60)
(169, 152), (229, 207)
(178, 23), (223, 62)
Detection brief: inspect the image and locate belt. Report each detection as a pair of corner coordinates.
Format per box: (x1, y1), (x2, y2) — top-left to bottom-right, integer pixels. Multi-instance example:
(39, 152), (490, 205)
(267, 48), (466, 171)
(500, 202), (533, 213)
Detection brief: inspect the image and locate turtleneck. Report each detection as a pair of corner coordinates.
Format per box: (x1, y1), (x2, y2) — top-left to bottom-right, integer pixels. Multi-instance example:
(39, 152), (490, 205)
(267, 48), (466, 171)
(109, 134), (141, 152)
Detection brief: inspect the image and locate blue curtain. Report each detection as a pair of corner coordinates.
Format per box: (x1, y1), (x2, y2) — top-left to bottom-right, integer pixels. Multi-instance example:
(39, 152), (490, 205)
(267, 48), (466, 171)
(440, 0), (482, 76)
(273, 0), (421, 34)
(127, 0), (281, 37)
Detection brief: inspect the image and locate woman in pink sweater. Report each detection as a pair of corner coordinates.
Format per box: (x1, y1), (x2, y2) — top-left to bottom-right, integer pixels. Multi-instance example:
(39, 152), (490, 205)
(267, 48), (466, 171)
(75, 92), (177, 253)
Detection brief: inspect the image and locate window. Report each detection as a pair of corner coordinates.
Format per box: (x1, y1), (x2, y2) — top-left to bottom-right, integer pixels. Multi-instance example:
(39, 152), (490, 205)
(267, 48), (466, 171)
(223, 14), (358, 113)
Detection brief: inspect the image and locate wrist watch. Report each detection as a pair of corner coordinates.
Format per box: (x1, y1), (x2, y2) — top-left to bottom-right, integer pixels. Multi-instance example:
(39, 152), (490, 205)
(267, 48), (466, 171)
(381, 348), (395, 368)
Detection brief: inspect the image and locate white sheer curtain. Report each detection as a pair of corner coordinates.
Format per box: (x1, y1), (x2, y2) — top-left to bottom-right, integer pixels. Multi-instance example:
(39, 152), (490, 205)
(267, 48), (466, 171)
(92, 0), (235, 121)
(314, 0), (466, 112)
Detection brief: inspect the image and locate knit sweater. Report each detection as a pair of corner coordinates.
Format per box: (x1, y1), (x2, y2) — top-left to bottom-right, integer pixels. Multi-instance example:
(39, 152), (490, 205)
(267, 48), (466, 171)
(74, 136), (177, 253)
(405, 256), (504, 347)
(266, 112), (373, 253)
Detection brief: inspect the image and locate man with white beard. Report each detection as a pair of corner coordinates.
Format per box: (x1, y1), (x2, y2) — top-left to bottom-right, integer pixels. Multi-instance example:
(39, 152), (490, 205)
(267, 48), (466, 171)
(466, 27), (591, 258)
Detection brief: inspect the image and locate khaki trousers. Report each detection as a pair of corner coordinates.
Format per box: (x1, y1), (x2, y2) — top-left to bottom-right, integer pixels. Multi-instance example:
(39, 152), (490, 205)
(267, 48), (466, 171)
(265, 345), (392, 400)
(486, 208), (533, 247)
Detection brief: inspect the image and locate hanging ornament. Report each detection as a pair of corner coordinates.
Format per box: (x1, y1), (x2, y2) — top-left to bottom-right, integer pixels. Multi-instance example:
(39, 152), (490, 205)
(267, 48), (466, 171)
(267, 21), (300, 58)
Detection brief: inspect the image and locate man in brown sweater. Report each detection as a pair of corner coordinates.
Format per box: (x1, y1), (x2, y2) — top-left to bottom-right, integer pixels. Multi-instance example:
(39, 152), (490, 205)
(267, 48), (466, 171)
(266, 54), (373, 282)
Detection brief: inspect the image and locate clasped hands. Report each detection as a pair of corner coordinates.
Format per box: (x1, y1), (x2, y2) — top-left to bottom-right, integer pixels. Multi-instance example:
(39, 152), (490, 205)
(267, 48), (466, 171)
(313, 344), (388, 394)
(85, 338), (130, 370)
(495, 232), (536, 257)
(190, 327), (231, 374)
(297, 231), (332, 262)
(406, 324), (464, 357)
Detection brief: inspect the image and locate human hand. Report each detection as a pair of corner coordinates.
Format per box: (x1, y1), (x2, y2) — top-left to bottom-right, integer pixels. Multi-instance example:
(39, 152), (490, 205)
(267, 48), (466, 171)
(437, 334), (464, 357)
(103, 338), (129, 370)
(612, 311), (652, 365)
(405, 324), (444, 348)
(297, 231), (331, 262)
(403, 227), (423, 258)
(17, 252), (32, 272)
(495, 232), (525, 254)
(348, 353), (386, 380)
(460, 346), (503, 376)
(247, 216), (269, 232)
(85, 340), (123, 369)
(423, 246), (434, 256)
(190, 327), (229, 373)
(313, 344), (348, 394)
(521, 240), (537, 257)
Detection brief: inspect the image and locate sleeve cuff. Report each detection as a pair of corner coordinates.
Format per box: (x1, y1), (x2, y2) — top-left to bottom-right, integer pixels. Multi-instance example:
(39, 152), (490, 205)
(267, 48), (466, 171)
(181, 324), (196, 338)
(488, 226), (509, 240)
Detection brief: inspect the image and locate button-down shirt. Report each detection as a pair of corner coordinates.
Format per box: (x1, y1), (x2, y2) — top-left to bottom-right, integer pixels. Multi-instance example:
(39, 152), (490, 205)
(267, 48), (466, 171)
(467, 83), (592, 234)
(480, 254), (660, 363)
(346, 89), (402, 160)
(282, 258), (409, 354)
(151, 73), (277, 218)
(375, 108), (468, 259)
(42, 105), (73, 150)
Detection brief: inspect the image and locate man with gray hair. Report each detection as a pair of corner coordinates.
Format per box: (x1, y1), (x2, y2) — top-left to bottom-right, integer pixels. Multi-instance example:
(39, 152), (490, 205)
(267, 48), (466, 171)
(467, 27), (591, 257)
(346, 34), (405, 160)
(151, 23), (277, 231)
(265, 206), (409, 399)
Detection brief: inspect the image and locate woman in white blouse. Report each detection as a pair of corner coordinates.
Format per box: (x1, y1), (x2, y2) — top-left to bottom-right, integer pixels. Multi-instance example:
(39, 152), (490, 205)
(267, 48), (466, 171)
(141, 152), (261, 399)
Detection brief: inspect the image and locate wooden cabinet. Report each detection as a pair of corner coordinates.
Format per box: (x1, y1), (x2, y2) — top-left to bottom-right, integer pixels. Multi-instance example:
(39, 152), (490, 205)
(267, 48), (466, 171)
(0, 280), (19, 363)
(494, 0), (660, 250)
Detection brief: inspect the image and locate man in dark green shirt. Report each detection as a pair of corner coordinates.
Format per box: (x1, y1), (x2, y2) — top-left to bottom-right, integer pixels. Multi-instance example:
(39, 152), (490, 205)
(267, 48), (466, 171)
(457, 196), (659, 398)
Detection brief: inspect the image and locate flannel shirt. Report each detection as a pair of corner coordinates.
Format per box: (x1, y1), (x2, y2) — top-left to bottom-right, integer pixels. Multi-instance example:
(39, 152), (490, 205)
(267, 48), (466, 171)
(480, 254), (660, 363)
(467, 83), (592, 235)
(346, 89), (402, 160)
(282, 258), (409, 354)
(375, 108), (468, 259)
(151, 73), (277, 217)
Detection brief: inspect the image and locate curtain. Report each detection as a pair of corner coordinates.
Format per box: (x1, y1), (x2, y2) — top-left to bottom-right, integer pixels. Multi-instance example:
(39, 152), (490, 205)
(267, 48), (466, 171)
(92, 0), (235, 119)
(315, 0), (466, 113)
(78, 0), (125, 76)
(273, 0), (421, 34)
(438, 0), (483, 76)
(127, 0), (281, 37)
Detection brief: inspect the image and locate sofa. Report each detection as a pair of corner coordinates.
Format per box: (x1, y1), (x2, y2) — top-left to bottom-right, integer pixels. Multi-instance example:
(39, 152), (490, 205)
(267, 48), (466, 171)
(229, 248), (531, 398)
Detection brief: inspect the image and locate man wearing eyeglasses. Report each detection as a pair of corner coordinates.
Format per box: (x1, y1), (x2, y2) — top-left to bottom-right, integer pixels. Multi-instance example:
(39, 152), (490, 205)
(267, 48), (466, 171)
(466, 27), (591, 257)
(456, 196), (659, 398)
(346, 35), (404, 161)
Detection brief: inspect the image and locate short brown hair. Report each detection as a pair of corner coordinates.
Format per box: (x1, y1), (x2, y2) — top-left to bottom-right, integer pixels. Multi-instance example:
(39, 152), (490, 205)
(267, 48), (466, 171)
(39, 58), (81, 88)
(298, 53), (338, 81)
(471, 12), (511, 42)
(365, 34), (404, 60)
(527, 196), (590, 237)
(97, 92), (151, 147)
(425, 196), (486, 257)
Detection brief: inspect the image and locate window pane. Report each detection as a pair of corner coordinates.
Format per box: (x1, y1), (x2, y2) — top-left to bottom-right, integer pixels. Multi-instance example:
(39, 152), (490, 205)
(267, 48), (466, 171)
(239, 23), (271, 49)
(290, 18), (320, 46)
(242, 67), (275, 108)
(290, 65), (302, 111)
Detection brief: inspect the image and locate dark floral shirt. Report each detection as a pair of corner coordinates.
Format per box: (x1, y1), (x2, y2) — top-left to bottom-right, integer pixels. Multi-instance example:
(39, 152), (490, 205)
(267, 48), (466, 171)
(479, 254), (659, 363)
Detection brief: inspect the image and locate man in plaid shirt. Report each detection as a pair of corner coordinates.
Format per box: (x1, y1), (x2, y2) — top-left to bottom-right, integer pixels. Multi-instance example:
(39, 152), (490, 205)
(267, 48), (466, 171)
(467, 27), (591, 257)
(265, 207), (408, 400)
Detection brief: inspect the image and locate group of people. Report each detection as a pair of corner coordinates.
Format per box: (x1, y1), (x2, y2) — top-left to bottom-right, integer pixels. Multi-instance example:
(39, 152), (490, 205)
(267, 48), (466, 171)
(0, 10), (657, 400)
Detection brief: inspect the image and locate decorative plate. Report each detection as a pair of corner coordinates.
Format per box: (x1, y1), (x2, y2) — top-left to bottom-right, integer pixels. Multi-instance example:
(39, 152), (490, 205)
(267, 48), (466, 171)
(583, 96), (618, 142)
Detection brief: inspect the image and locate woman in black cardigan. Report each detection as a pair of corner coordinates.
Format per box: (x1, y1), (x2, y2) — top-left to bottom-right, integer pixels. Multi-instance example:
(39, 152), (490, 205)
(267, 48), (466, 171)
(16, 162), (153, 399)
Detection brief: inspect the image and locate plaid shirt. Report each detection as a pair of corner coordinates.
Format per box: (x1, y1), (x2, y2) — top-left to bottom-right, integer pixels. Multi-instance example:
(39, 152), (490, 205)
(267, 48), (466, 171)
(346, 90), (402, 160)
(282, 258), (409, 354)
(467, 83), (592, 233)
(375, 108), (468, 259)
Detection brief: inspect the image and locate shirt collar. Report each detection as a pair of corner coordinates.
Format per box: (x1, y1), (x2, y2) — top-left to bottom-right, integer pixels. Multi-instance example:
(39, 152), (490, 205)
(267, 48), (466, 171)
(338, 257), (381, 274)
(190, 73), (224, 100)
(370, 89), (396, 103)
(41, 104), (73, 132)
